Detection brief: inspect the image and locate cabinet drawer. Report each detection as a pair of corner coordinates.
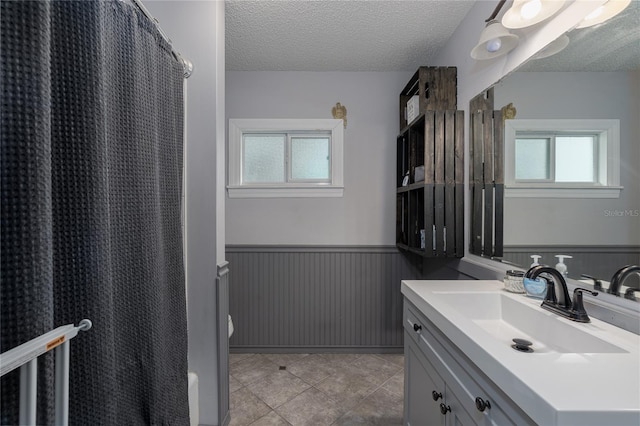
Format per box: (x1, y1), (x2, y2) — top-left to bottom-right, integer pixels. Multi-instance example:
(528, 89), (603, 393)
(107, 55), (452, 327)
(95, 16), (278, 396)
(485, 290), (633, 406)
(404, 301), (427, 345)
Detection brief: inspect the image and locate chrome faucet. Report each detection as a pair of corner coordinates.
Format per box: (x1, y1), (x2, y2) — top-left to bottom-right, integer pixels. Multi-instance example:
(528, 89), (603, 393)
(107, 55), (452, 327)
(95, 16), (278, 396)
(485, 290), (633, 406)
(525, 265), (598, 323)
(609, 265), (640, 297)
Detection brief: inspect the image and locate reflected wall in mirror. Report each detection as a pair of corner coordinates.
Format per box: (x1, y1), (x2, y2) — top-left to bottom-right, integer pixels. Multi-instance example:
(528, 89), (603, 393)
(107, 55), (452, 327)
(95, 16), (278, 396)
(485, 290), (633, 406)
(470, 4), (640, 295)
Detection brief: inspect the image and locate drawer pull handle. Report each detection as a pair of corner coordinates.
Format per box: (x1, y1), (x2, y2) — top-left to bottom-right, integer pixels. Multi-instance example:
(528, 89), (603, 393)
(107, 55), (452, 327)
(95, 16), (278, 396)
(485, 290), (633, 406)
(413, 323), (422, 332)
(475, 397), (491, 412)
(439, 403), (451, 415)
(432, 390), (442, 401)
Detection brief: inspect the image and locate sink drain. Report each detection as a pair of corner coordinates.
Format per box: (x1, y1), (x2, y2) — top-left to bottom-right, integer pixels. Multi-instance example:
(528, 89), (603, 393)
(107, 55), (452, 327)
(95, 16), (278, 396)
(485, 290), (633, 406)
(512, 338), (533, 353)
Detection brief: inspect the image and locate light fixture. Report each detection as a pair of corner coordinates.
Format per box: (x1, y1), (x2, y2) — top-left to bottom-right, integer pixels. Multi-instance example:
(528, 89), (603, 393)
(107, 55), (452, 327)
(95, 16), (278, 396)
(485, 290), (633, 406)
(575, 0), (631, 29)
(532, 33), (570, 59)
(471, 20), (519, 60)
(502, 0), (566, 29)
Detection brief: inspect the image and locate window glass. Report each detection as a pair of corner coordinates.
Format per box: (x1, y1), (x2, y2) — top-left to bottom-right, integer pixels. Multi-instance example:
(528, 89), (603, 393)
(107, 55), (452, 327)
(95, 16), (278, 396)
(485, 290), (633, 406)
(504, 119), (620, 198)
(243, 134), (285, 183)
(291, 137), (330, 180)
(515, 138), (549, 180)
(555, 136), (595, 182)
(228, 118), (344, 198)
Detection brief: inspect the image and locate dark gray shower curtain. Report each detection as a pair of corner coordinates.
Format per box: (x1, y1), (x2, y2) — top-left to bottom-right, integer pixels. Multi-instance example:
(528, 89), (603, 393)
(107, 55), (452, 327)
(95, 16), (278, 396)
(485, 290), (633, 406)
(1, 1), (189, 424)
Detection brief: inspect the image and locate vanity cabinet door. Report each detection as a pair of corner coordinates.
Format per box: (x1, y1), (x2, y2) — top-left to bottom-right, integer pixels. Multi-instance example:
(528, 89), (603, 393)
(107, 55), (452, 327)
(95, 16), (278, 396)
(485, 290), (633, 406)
(405, 335), (446, 426)
(442, 386), (476, 426)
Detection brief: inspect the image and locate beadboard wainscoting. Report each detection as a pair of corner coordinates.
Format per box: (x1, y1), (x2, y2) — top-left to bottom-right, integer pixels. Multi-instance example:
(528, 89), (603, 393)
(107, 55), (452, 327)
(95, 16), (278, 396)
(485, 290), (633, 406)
(217, 262), (230, 426)
(227, 246), (470, 352)
(502, 246), (640, 281)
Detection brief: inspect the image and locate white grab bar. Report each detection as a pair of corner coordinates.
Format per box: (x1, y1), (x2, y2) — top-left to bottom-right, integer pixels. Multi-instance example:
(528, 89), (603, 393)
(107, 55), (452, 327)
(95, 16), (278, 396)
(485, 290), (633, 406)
(0, 319), (92, 426)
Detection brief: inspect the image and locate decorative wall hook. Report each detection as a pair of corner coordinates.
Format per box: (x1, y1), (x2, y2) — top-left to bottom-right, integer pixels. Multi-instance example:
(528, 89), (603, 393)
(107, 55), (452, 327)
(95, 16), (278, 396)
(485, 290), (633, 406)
(332, 102), (347, 128)
(501, 102), (517, 123)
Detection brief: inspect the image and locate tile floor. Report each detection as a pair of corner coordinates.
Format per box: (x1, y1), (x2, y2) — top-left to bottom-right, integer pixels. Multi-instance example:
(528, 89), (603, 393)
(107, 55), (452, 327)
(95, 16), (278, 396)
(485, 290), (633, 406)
(229, 353), (405, 426)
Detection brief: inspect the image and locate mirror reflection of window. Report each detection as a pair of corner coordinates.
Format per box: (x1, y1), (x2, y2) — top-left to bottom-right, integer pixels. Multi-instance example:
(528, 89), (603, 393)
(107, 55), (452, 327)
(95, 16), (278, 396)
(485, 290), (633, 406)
(505, 119), (618, 192)
(515, 138), (549, 180)
(514, 134), (598, 183)
(555, 136), (595, 183)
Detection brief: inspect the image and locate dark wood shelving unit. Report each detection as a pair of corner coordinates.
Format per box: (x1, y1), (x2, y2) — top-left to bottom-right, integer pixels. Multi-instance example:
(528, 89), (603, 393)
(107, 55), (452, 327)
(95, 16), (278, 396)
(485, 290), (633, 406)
(397, 182), (426, 193)
(469, 88), (504, 258)
(396, 67), (464, 258)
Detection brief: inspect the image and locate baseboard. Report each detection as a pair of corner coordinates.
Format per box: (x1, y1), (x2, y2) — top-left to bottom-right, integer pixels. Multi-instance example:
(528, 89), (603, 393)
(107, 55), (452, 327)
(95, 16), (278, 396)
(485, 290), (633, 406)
(226, 245), (400, 253)
(221, 410), (230, 426)
(230, 345), (404, 354)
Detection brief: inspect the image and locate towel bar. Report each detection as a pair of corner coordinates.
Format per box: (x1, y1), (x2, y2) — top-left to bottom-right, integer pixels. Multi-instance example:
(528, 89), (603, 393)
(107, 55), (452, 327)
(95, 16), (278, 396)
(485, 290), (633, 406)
(0, 319), (92, 425)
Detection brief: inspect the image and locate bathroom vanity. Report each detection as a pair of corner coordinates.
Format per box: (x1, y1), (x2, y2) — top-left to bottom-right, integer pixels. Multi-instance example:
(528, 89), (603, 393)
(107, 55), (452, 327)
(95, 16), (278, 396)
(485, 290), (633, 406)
(402, 280), (640, 426)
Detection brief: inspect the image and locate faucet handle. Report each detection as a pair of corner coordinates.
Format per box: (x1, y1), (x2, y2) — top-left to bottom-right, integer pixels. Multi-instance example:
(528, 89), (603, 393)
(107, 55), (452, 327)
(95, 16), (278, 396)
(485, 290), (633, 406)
(571, 287), (598, 323)
(573, 287), (598, 297)
(580, 274), (603, 291)
(624, 288), (640, 301)
(542, 277), (557, 304)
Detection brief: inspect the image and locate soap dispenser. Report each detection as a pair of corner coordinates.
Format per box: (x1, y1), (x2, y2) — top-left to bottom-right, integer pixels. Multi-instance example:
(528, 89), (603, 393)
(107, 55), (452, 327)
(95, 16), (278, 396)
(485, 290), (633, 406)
(555, 255), (573, 278)
(530, 255), (542, 268)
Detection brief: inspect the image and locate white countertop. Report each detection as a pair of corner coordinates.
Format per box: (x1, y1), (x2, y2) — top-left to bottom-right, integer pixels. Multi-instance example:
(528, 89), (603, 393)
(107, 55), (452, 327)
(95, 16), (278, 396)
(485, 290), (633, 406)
(402, 280), (640, 426)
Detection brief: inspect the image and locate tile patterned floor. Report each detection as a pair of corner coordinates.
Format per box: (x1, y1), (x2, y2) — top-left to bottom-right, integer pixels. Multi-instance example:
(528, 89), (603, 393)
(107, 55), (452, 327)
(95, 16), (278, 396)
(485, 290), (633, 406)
(229, 353), (404, 426)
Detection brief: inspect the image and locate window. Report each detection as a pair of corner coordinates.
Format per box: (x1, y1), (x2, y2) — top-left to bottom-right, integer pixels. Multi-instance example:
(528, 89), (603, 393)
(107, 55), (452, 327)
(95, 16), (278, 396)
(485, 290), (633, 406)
(514, 133), (597, 182)
(228, 119), (344, 198)
(242, 133), (330, 183)
(505, 119), (622, 198)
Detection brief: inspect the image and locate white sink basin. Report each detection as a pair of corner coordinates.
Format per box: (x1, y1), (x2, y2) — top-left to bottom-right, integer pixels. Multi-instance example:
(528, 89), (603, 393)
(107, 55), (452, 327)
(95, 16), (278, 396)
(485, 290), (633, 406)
(432, 291), (627, 354)
(402, 280), (640, 425)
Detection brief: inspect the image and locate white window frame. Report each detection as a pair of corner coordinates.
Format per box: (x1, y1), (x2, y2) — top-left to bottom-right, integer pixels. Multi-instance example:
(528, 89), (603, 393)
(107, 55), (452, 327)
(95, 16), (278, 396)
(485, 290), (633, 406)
(504, 119), (622, 198)
(228, 119), (344, 198)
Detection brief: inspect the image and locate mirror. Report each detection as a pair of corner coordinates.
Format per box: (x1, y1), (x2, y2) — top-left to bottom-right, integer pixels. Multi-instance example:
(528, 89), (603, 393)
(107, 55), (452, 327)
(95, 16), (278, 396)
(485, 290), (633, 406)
(471, 4), (640, 296)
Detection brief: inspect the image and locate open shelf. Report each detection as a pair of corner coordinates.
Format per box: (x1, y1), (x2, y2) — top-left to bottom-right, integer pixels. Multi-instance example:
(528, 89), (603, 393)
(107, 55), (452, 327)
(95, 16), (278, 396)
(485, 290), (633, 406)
(399, 67), (457, 130)
(395, 67), (464, 258)
(397, 182), (425, 194)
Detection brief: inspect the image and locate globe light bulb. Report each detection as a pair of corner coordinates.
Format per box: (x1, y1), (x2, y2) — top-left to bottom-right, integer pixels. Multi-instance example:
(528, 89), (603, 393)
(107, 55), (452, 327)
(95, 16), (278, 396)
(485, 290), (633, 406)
(520, 0), (542, 20)
(486, 38), (502, 53)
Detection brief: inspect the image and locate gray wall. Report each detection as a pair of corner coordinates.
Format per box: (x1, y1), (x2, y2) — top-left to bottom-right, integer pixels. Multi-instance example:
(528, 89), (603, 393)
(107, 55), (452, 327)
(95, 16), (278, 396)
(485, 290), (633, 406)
(228, 246), (469, 351)
(225, 71), (472, 351)
(144, 2), (226, 425)
(495, 71), (640, 246)
(226, 71), (411, 245)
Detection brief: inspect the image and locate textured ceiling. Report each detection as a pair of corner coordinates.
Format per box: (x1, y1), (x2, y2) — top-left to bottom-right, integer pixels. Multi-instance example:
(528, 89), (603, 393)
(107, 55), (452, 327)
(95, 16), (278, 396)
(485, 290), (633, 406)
(517, 2), (640, 72)
(226, 0), (639, 73)
(225, 0), (476, 71)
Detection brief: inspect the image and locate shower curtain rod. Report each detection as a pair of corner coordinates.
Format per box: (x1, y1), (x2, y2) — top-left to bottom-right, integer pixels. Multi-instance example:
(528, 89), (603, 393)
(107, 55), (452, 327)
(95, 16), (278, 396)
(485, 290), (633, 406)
(130, 0), (194, 78)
